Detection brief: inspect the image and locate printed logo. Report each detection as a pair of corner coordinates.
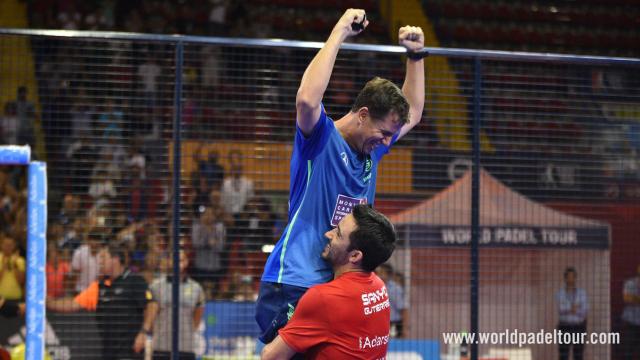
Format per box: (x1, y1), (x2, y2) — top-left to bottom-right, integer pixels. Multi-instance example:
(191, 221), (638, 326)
(361, 285), (390, 316)
(331, 195), (367, 226)
(358, 334), (390, 349)
(287, 303), (295, 321)
(340, 152), (349, 167)
(363, 156), (373, 183)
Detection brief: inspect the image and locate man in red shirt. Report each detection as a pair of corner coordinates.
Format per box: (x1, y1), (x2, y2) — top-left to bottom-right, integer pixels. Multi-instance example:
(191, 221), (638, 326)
(261, 204), (397, 360)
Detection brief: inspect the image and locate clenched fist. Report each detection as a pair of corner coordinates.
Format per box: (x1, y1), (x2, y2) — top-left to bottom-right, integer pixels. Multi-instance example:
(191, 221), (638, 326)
(399, 26), (424, 52)
(333, 8), (369, 37)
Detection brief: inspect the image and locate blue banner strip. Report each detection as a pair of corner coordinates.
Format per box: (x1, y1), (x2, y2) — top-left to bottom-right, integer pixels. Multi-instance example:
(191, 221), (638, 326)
(0, 145), (31, 165)
(26, 162), (47, 360)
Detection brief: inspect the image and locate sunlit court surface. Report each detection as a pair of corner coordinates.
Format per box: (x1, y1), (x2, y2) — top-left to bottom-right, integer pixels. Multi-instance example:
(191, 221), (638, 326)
(0, 0), (639, 359)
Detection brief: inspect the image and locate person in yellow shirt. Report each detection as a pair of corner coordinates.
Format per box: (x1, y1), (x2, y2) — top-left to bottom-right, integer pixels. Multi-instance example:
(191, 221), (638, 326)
(0, 236), (25, 300)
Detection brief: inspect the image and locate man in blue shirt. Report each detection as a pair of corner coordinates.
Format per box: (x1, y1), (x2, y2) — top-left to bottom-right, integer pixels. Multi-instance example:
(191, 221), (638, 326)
(556, 267), (588, 360)
(256, 8), (425, 347)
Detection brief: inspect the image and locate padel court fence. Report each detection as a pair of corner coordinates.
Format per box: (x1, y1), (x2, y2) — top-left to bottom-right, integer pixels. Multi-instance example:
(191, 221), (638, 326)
(0, 28), (639, 359)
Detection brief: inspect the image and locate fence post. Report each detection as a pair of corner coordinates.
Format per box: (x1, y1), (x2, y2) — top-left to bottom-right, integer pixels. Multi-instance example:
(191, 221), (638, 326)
(470, 56), (482, 360)
(171, 40), (184, 360)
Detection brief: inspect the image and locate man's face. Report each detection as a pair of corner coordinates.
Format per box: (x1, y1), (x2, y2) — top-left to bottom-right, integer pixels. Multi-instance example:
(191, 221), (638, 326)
(322, 213), (358, 267)
(98, 248), (115, 277)
(1, 238), (15, 255)
(168, 251), (189, 274)
(565, 271), (576, 287)
(357, 109), (403, 155)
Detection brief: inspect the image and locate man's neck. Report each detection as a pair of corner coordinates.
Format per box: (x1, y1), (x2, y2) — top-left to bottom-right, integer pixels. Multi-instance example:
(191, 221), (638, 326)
(333, 265), (367, 279)
(335, 113), (361, 152)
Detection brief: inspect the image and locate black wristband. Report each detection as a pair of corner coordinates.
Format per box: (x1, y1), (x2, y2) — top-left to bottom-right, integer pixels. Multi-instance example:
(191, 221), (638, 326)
(140, 329), (152, 336)
(407, 49), (429, 60)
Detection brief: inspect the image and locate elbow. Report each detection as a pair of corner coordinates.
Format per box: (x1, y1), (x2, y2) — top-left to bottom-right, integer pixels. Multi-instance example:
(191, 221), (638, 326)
(260, 347), (275, 360)
(260, 345), (285, 360)
(295, 90), (318, 113)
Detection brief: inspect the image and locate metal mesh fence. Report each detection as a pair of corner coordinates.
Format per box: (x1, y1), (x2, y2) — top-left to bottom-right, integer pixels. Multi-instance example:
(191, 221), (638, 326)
(0, 30), (639, 360)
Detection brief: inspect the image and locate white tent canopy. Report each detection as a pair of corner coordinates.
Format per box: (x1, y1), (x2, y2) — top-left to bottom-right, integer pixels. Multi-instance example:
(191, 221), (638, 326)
(390, 169), (609, 249)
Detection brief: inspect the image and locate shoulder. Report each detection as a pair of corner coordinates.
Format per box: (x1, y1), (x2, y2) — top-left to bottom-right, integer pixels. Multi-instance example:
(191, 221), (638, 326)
(150, 277), (164, 288)
(127, 273), (149, 287)
(578, 288), (588, 296)
(187, 277), (204, 291)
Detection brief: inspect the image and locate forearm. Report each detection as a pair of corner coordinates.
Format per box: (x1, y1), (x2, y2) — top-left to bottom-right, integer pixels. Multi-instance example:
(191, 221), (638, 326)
(402, 58), (425, 123)
(401, 309), (410, 337)
(47, 297), (81, 313)
(261, 336), (296, 360)
(193, 307), (204, 331)
(141, 301), (159, 333)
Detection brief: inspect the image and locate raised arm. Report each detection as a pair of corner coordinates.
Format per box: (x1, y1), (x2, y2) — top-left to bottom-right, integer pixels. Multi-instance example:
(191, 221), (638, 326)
(397, 26), (425, 140)
(296, 9), (368, 136)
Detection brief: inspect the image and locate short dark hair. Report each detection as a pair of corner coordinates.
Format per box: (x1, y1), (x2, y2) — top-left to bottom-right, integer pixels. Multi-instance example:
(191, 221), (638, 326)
(564, 267), (576, 278)
(105, 243), (128, 265)
(347, 205), (397, 272)
(351, 77), (409, 125)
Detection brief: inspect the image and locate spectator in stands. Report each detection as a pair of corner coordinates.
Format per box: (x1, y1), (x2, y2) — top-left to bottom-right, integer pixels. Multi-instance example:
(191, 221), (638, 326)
(201, 46), (221, 91)
(97, 98), (124, 141)
(123, 162), (149, 224)
(69, 87), (95, 140)
(10, 205), (28, 254)
(47, 243), (157, 359)
(46, 241), (70, 299)
(69, 228), (101, 294)
(0, 236), (25, 301)
(57, 193), (82, 229)
(207, 0), (228, 35)
(199, 150), (224, 191)
(225, 271), (257, 302)
(88, 168), (118, 210)
(0, 170), (19, 232)
(140, 224), (167, 284)
(65, 128), (99, 193)
(556, 267), (587, 360)
(92, 141), (126, 181)
(234, 196), (276, 252)
(622, 265), (640, 359)
(138, 53), (161, 115)
(12, 86), (36, 148)
(148, 250), (205, 360)
(191, 200), (231, 298)
(376, 263), (409, 338)
(221, 149), (254, 216)
(191, 147), (223, 216)
(0, 102), (18, 145)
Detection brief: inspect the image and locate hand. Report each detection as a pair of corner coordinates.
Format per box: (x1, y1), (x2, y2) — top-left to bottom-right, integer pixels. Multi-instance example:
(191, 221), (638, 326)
(133, 332), (147, 353)
(333, 8), (369, 37)
(398, 26), (424, 52)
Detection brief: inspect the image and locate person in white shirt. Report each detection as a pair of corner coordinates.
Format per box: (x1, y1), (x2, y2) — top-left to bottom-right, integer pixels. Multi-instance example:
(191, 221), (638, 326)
(69, 230), (102, 294)
(221, 149), (254, 216)
(556, 267), (588, 360)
